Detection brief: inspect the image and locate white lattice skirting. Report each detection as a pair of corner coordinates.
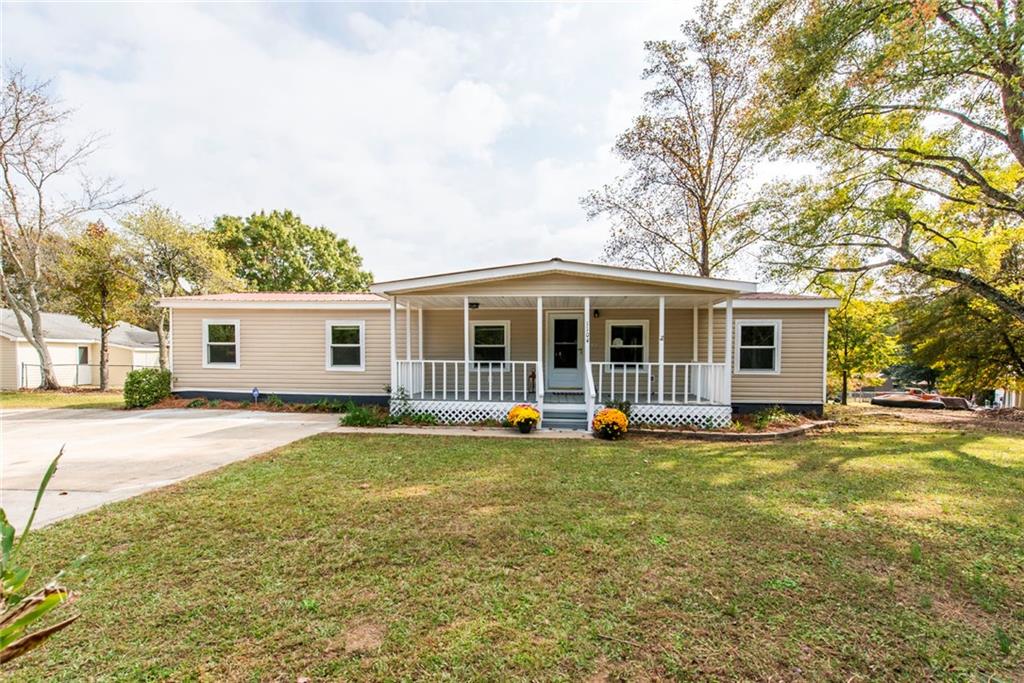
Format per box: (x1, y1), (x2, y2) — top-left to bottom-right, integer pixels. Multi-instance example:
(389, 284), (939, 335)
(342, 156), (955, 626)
(395, 399), (521, 425)
(598, 403), (732, 430)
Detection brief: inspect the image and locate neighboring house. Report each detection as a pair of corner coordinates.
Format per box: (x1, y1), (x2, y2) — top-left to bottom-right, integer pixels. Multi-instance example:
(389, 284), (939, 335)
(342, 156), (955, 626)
(0, 309), (159, 390)
(160, 258), (838, 430)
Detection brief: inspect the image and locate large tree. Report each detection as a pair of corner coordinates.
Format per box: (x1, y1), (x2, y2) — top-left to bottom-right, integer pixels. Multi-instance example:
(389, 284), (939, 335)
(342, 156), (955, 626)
(0, 70), (141, 388)
(899, 287), (1024, 396)
(209, 210), (372, 292)
(754, 0), (1024, 323)
(817, 274), (897, 403)
(58, 222), (139, 391)
(582, 0), (762, 276)
(122, 204), (239, 369)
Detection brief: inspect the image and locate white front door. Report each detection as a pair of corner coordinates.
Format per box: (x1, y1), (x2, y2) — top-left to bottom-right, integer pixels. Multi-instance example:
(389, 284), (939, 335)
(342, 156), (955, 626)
(76, 345), (92, 385)
(547, 313), (584, 390)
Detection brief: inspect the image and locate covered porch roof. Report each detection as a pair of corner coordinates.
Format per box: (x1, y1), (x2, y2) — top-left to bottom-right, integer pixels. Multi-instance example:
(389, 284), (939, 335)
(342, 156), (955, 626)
(370, 258), (757, 305)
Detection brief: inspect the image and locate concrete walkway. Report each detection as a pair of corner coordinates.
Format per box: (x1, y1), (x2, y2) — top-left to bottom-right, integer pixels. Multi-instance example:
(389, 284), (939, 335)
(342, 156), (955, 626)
(0, 409), (339, 528)
(333, 425), (594, 438)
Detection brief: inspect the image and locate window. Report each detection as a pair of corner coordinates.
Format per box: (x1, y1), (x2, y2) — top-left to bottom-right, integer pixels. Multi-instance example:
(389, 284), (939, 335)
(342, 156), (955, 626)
(203, 319), (239, 368)
(606, 321), (647, 364)
(77, 346), (89, 364)
(471, 321), (509, 362)
(326, 320), (365, 371)
(735, 321), (781, 373)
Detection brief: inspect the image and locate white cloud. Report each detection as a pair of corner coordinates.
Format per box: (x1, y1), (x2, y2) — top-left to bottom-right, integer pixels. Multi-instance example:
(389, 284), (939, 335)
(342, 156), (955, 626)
(3, 1), (707, 280)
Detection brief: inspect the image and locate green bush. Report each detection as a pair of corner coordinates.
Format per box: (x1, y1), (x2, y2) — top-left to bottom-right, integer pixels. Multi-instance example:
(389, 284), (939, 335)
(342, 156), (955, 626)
(123, 368), (172, 409)
(753, 405), (796, 430)
(186, 398), (207, 409)
(340, 402), (391, 427)
(264, 394), (285, 408)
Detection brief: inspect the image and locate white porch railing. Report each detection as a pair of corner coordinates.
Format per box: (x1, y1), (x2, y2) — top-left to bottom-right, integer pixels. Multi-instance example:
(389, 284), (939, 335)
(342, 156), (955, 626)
(394, 360), (541, 403)
(589, 362), (728, 405)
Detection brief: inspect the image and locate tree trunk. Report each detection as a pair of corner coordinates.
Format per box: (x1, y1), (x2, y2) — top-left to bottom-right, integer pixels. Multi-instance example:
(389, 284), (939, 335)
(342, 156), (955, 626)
(99, 327), (109, 391)
(157, 308), (169, 370)
(0, 278), (61, 389)
(841, 370), (849, 405)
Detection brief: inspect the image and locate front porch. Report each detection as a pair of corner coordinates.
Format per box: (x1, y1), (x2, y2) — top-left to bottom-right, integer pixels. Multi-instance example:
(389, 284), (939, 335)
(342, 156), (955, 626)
(386, 293), (736, 431)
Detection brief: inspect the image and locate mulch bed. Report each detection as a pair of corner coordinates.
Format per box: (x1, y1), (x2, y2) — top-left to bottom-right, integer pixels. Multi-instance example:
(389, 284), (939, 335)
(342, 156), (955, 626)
(147, 397), (341, 414)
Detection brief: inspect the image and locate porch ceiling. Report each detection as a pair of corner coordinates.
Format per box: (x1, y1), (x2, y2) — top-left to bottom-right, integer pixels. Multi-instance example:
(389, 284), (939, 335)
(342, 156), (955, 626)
(395, 293), (729, 309)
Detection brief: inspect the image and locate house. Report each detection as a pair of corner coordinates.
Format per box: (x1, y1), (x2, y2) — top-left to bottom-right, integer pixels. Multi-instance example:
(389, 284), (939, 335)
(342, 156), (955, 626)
(0, 309), (159, 390)
(159, 258), (838, 430)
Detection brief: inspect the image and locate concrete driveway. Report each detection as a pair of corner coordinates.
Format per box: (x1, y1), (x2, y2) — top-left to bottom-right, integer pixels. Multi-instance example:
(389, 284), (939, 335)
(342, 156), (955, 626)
(0, 409), (339, 529)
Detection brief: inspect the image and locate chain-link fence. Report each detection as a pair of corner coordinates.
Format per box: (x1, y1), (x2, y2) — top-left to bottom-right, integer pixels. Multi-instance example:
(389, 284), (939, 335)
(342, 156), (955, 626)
(19, 363), (158, 389)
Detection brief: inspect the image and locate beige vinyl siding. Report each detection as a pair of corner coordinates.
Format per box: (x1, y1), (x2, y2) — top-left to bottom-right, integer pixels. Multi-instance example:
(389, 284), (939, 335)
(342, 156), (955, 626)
(0, 337), (16, 389)
(404, 272), (704, 297)
(170, 308), (413, 396)
(700, 308), (826, 404)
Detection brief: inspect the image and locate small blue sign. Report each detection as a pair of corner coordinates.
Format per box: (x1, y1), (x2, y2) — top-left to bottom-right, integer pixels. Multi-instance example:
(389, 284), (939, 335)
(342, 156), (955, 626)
(251, 387), (260, 403)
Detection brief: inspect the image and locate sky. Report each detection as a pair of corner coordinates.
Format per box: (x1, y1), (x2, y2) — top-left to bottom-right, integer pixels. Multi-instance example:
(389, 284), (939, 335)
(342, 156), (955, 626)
(3, 1), (781, 283)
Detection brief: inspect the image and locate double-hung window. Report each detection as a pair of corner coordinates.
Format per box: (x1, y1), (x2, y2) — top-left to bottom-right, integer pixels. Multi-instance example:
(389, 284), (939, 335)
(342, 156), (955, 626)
(735, 320), (781, 373)
(326, 320), (365, 371)
(606, 321), (647, 364)
(203, 320), (240, 368)
(471, 322), (509, 363)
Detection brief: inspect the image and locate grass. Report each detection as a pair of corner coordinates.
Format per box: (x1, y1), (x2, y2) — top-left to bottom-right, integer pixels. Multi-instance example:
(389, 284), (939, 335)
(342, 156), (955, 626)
(9, 416), (1024, 680)
(0, 390), (123, 410)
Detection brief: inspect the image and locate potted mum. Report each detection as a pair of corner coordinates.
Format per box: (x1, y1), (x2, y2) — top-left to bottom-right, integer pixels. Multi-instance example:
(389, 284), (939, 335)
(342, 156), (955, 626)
(507, 404), (540, 433)
(592, 407), (628, 440)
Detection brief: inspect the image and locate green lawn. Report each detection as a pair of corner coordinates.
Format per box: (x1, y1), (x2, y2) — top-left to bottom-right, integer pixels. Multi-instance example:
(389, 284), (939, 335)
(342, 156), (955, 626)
(9, 417), (1023, 680)
(0, 390), (123, 410)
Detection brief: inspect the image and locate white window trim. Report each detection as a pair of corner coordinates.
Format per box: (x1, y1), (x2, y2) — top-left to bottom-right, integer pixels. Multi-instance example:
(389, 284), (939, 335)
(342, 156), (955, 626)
(325, 320), (366, 372)
(604, 319), (649, 365)
(470, 320), (510, 365)
(202, 319), (240, 369)
(734, 319), (782, 375)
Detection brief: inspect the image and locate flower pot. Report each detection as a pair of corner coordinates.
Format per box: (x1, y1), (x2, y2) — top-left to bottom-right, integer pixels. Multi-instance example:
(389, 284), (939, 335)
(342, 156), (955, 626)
(517, 421), (534, 434)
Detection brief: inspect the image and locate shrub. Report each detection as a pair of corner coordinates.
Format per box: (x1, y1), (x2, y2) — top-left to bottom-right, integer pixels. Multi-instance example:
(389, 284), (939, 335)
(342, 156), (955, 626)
(593, 407), (628, 440)
(400, 412), (438, 426)
(186, 398), (207, 409)
(311, 398), (346, 413)
(604, 399), (632, 418)
(264, 394), (285, 409)
(753, 405), (796, 430)
(123, 368), (172, 408)
(340, 403), (391, 427)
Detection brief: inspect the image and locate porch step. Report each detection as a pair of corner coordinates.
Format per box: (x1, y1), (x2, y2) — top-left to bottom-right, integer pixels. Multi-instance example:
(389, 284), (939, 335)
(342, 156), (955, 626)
(543, 417), (588, 431)
(542, 408), (588, 431)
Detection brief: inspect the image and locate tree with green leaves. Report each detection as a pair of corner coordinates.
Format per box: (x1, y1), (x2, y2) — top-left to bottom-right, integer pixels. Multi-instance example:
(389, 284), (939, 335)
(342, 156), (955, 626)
(582, 0), (762, 276)
(209, 210), (372, 292)
(754, 0), (1024, 323)
(122, 204), (240, 369)
(818, 274), (898, 404)
(898, 287), (1024, 396)
(58, 222), (139, 390)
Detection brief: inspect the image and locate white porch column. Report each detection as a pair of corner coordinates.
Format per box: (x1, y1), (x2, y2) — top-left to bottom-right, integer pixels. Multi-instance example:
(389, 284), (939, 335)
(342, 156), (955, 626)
(405, 304), (412, 361)
(463, 296), (470, 400)
(583, 296), (591, 383)
(692, 307), (698, 362)
(536, 296), (543, 386)
(389, 296), (397, 397)
(658, 296), (665, 402)
(706, 303), (714, 363)
(417, 307), (424, 359)
(724, 297), (734, 405)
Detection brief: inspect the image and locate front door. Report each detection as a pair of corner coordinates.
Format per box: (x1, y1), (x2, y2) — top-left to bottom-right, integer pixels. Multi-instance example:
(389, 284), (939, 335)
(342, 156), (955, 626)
(547, 313), (583, 390)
